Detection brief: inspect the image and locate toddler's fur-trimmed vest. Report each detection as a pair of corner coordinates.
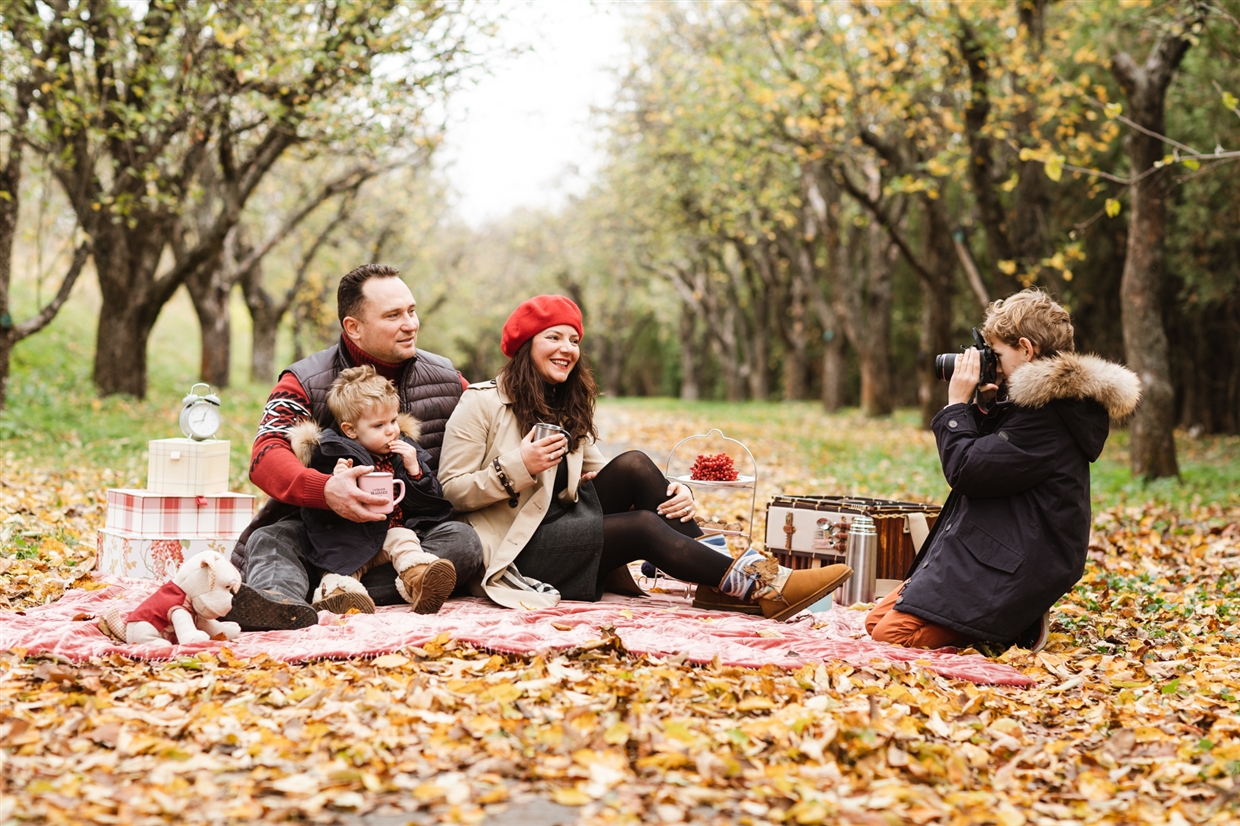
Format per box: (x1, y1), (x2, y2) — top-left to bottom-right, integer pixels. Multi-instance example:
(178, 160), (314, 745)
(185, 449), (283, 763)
(286, 340), (463, 468)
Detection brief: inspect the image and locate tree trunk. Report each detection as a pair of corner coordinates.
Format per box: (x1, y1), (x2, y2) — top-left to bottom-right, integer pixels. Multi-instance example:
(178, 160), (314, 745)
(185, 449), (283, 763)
(833, 162), (951, 426)
(186, 262), (233, 389)
(1169, 301), (1240, 435)
(735, 255), (770, 401)
(243, 258), (281, 384)
(250, 316), (279, 385)
(714, 308), (744, 403)
(601, 336), (624, 397)
(783, 267), (808, 401)
(0, 334), (13, 412)
(1111, 29), (1196, 479)
(0, 162), (18, 412)
(93, 298), (156, 398)
(822, 329), (848, 412)
(799, 168), (854, 414)
(858, 206), (895, 417)
(918, 203), (956, 427)
(0, 80), (25, 411)
(678, 307), (699, 401)
(1011, 0), (1052, 277)
(91, 232), (171, 398)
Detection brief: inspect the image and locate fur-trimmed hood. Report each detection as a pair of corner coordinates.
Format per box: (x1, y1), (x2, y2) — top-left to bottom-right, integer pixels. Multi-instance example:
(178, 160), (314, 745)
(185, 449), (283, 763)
(288, 413), (423, 467)
(1007, 352), (1141, 423)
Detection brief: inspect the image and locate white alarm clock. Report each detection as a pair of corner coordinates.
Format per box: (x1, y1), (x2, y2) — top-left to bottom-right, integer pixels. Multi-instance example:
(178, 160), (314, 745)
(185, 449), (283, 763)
(179, 383), (222, 441)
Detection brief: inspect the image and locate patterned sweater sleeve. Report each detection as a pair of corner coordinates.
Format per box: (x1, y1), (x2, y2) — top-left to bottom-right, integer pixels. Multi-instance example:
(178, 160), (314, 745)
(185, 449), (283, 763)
(249, 373), (330, 508)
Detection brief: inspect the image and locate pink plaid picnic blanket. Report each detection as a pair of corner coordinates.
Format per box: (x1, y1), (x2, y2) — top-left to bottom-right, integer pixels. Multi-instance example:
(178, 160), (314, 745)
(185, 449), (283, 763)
(0, 578), (1034, 686)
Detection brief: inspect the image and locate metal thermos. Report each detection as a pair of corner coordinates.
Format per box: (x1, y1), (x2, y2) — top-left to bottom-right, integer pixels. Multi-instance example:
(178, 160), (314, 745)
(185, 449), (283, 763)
(533, 422), (566, 442)
(842, 515), (878, 605)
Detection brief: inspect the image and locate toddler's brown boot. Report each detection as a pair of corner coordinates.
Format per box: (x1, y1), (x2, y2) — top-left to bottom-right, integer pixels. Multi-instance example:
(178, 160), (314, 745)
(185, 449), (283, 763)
(311, 575), (376, 615)
(398, 558), (456, 614)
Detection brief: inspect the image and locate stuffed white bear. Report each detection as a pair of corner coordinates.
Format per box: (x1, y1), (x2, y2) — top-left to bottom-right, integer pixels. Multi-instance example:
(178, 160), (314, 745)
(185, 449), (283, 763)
(99, 551), (243, 647)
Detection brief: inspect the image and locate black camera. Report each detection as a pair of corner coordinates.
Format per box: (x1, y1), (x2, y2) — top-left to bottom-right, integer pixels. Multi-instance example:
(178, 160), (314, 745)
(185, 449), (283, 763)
(935, 327), (998, 386)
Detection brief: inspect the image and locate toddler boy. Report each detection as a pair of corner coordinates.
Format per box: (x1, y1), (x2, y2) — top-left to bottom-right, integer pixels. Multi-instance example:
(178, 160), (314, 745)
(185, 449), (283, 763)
(290, 366), (456, 614)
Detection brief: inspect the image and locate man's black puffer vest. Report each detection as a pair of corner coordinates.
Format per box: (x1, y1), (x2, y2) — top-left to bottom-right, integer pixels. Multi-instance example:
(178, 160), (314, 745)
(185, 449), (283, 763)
(286, 338), (463, 470)
(230, 340), (464, 579)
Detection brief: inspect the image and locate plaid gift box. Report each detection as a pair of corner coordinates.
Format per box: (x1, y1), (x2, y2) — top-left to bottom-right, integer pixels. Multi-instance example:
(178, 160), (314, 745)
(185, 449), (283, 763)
(147, 438), (230, 495)
(104, 489), (255, 538)
(96, 529), (235, 580)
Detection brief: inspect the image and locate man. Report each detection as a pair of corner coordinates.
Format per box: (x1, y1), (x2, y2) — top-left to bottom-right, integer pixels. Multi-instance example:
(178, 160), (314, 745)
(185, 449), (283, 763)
(224, 264), (484, 630)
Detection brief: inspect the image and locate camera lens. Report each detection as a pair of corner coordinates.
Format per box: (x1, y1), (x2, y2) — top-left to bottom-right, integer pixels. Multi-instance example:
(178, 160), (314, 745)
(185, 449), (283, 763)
(934, 353), (957, 382)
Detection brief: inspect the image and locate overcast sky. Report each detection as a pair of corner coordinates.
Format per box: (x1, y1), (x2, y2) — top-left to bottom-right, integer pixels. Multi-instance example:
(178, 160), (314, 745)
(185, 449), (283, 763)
(436, 1), (634, 227)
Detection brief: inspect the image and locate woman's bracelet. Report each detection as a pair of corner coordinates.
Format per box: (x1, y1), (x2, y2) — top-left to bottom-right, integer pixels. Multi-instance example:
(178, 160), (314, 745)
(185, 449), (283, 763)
(493, 456), (519, 508)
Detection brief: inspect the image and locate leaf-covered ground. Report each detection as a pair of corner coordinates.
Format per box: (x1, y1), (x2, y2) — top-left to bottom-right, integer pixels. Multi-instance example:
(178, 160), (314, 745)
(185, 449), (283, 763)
(4, 408), (1240, 825)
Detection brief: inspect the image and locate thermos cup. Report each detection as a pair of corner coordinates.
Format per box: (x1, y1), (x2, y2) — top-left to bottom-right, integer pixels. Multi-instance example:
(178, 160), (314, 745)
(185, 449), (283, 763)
(842, 514), (878, 605)
(534, 423), (569, 463)
(534, 422), (568, 442)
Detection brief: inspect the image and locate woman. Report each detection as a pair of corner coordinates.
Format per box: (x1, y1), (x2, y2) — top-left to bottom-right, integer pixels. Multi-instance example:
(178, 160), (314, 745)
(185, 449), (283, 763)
(438, 295), (852, 619)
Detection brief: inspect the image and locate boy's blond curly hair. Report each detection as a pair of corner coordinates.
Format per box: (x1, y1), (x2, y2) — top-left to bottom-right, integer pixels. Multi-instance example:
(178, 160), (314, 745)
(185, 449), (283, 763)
(981, 288), (1074, 357)
(326, 365), (399, 426)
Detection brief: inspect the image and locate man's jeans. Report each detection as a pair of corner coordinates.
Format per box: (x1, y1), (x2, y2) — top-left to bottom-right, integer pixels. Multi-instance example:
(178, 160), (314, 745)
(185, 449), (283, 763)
(245, 518), (483, 606)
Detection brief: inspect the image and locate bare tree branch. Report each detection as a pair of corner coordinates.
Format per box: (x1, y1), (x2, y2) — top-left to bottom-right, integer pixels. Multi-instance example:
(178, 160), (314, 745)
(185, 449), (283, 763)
(12, 242), (91, 340)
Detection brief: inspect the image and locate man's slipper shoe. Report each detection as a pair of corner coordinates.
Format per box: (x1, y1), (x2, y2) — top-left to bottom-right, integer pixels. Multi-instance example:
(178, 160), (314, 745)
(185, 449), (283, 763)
(223, 584), (319, 632)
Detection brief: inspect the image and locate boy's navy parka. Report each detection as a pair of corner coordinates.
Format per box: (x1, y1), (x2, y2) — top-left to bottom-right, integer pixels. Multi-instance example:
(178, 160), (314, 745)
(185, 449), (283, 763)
(288, 414), (454, 576)
(897, 352), (1141, 644)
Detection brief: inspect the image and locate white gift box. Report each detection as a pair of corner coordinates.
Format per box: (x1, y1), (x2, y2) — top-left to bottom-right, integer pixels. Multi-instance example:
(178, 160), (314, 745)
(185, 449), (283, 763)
(96, 529), (236, 581)
(147, 438), (230, 495)
(104, 489), (254, 538)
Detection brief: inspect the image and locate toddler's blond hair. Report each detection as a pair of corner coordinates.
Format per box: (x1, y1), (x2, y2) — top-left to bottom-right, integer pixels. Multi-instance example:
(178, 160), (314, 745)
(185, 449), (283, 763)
(327, 365), (399, 427)
(981, 289), (1074, 357)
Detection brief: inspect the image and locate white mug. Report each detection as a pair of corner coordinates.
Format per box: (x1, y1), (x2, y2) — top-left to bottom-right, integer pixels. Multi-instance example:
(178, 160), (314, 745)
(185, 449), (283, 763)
(358, 471), (404, 513)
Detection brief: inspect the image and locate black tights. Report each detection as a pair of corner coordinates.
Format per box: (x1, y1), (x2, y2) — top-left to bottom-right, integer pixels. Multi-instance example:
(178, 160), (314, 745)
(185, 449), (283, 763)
(591, 451), (732, 588)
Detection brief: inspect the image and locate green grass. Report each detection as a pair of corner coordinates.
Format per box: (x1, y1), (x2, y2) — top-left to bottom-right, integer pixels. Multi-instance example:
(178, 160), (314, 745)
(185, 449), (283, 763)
(2, 286), (274, 492)
(3, 285), (1238, 514)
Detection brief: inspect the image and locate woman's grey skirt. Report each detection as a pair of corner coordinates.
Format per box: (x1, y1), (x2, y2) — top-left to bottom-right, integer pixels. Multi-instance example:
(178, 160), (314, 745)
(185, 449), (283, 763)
(513, 480), (606, 602)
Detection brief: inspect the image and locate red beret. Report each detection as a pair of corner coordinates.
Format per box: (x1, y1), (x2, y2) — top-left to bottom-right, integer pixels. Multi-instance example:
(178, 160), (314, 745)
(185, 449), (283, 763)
(501, 295), (583, 358)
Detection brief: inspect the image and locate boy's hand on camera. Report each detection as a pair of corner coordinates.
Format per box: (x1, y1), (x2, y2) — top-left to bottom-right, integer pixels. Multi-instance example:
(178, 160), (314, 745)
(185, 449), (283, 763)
(948, 347), (981, 406)
(332, 457), (353, 476)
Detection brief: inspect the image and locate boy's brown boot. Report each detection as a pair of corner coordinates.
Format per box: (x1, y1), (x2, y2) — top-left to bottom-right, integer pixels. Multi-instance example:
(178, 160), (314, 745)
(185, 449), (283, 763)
(398, 559), (456, 614)
(718, 548), (853, 622)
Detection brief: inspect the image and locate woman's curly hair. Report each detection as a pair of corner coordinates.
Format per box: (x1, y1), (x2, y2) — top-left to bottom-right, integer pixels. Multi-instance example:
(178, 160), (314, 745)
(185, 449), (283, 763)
(498, 340), (598, 451)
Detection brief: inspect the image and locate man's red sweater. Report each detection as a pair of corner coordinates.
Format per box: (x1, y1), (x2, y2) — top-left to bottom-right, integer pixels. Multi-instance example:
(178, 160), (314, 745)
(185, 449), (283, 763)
(249, 338), (465, 509)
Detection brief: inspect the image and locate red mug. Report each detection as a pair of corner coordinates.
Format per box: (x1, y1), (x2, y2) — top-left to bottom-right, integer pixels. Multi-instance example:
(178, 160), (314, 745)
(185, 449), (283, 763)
(358, 471), (404, 513)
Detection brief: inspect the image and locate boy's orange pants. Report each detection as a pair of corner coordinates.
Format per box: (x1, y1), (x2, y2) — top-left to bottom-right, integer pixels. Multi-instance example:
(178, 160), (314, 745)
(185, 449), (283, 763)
(865, 582), (974, 649)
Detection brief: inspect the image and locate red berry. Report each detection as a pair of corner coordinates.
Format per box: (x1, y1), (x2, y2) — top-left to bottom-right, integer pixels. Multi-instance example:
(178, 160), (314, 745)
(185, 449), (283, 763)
(690, 452), (738, 481)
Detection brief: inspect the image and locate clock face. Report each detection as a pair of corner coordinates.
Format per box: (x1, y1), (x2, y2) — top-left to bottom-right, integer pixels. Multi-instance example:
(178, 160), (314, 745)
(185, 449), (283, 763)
(181, 401), (221, 440)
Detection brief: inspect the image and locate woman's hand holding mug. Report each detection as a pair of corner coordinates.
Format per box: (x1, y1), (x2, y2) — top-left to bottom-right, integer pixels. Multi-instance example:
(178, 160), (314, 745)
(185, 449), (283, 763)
(521, 424), (569, 475)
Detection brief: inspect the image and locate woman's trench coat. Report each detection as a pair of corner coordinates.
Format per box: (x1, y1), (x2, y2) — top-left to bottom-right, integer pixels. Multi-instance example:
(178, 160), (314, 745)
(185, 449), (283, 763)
(437, 378), (609, 609)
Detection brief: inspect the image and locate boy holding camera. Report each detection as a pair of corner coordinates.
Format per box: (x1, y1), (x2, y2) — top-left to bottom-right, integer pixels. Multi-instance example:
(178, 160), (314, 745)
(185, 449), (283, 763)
(866, 289), (1140, 650)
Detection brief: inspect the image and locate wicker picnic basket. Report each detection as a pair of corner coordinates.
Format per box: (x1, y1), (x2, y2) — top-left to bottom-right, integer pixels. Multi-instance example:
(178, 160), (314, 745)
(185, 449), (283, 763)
(764, 495), (941, 580)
